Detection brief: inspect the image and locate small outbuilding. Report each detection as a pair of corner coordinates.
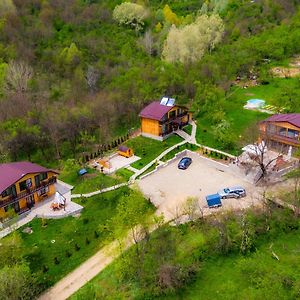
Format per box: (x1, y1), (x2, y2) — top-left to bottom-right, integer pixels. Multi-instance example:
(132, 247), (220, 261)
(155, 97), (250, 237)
(118, 146), (133, 158)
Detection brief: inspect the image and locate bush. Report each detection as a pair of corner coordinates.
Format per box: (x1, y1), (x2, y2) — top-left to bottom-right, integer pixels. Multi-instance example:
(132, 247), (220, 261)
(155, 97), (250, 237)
(65, 250), (72, 258)
(75, 243), (80, 251)
(54, 257), (60, 265)
(42, 265), (48, 273)
(94, 230), (99, 238)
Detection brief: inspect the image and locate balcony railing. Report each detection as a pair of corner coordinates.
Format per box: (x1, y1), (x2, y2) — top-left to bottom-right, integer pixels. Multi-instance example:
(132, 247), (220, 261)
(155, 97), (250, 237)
(0, 177), (57, 209)
(160, 112), (188, 125)
(261, 130), (300, 145)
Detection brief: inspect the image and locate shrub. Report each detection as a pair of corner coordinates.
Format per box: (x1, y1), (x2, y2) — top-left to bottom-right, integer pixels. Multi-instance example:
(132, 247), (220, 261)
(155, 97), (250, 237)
(54, 257), (60, 265)
(42, 265), (49, 273)
(75, 243), (80, 251)
(83, 218), (89, 224)
(113, 2), (149, 32)
(94, 230), (99, 238)
(85, 237), (90, 245)
(65, 250), (72, 258)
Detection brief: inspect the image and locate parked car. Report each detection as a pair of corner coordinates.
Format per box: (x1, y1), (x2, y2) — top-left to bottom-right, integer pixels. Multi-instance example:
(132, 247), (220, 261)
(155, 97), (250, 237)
(206, 194), (222, 208)
(218, 186), (246, 199)
(178, 157), (192, 170)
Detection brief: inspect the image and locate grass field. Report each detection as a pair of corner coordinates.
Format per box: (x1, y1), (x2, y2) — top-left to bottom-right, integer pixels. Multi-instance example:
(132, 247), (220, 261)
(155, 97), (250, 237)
(160, 143), (199, 162)
(124, 135), (183, 169)
(58, 162), (128, 194)
(19, 187), (152, 289)
(195, 77), (300, 154)
(164, 230), (300, 300)
(71, 209), (300, 300)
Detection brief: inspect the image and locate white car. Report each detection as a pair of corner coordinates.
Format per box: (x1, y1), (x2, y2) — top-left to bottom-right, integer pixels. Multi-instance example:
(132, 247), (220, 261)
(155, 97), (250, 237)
(218, 187), (246, 199)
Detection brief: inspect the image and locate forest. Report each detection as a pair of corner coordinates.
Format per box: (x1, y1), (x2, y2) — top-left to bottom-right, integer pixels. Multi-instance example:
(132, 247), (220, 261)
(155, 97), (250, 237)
(1, 0), (300, 166)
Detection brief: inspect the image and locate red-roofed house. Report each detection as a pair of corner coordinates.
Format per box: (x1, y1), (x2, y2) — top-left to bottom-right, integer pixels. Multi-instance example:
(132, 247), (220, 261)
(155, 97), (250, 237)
(259, 113), (300, 154)
(139, 100), (192, 140)
(0, 162), (58, 220)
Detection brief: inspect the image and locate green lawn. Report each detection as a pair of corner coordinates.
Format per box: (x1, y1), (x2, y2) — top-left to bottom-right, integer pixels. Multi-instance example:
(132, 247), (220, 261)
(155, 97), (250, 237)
(183, 124), (193, 136)
(124, 135), (183, 169)
(114, 168), (135, 181)
(167, 231), (300, 300)
(58, 162), (126, 194)
(18, 187), (153, 291)
(160, 143), (199, 162)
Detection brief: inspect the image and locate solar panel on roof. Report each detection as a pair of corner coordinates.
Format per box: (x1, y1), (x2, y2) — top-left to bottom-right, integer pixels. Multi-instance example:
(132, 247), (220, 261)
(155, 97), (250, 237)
(167, 98), (175, 106)
(160, 97), (169, 105)
(160, 97), (175, 106)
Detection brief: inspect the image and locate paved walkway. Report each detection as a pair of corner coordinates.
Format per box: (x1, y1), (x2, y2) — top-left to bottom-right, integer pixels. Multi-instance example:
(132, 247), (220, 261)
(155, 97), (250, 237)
(71, 182), (129, 199)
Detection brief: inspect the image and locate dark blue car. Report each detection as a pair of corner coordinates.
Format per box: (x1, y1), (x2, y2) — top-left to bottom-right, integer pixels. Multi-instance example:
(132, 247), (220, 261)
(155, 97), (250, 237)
(178, 157), (192, 170)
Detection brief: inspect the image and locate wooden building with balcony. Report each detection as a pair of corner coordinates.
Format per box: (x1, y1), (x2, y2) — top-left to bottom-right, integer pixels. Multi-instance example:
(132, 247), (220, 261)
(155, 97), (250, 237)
(0, 162), (58, 220)
(259, 113), (300, 154)
(139, 98), (192, 141)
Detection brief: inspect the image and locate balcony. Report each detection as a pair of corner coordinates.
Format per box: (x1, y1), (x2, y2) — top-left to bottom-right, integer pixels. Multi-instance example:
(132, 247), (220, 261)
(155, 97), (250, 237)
(260, 130), (300, 146)
(0, 177), (57, 209)
(160, 112), (189, 125)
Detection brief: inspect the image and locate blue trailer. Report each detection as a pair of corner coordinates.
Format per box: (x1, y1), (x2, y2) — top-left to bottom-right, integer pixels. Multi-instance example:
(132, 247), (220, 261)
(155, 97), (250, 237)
(206, 194), (222, 208)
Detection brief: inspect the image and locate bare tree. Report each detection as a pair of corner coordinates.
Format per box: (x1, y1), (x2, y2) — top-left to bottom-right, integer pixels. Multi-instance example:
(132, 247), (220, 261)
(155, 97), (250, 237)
(139, 30), (153, 55)
(4, 61), (33, 94)
(182, 197), (204, 221)
(247, 141), (281, 183)
(285, 168), (300, 215)
(85, 65), (99, 93)
(240, 123), (282, 183)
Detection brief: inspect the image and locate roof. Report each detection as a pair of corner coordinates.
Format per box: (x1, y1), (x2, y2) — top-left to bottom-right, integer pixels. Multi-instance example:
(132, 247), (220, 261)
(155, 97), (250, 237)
(0, 162), (57, 194)
(262, 113), (300, 128)
(118, 145), (129, 152)
(139, 101), (174, 121)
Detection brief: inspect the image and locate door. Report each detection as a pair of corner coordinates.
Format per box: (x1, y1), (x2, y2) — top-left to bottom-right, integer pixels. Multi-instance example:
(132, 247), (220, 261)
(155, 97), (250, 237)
(14, 202), (20, 213)
(26, 195), (35, 209)
(35, 175), (40, 188)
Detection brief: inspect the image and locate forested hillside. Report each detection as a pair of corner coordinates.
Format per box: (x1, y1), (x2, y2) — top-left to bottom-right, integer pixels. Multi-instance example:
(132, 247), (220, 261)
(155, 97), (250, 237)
(0, 0), (300, 164)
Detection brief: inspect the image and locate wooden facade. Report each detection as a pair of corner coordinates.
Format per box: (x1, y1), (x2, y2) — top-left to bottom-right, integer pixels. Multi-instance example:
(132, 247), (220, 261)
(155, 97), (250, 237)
(0, 169), (57, 221)
(259, 119), (300, 154)
(140, 102), (192, 140)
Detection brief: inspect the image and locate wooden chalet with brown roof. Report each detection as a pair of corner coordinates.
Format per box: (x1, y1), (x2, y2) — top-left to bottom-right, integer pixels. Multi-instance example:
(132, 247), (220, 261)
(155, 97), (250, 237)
(260, 113), (300, 154)
(0, 162), (58, 220)
(139, 97), (192, 140)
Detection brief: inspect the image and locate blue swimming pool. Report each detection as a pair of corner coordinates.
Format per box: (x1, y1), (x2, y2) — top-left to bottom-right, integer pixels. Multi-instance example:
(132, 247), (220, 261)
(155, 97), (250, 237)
(247, 99), (265, 107)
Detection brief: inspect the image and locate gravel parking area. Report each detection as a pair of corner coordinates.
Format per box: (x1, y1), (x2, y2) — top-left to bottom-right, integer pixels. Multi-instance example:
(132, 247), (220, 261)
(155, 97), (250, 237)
(138, 153), (261, 221)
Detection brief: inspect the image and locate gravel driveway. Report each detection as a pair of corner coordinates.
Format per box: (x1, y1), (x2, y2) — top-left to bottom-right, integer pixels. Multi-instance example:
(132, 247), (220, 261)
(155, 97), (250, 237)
(138, 153), (261, 221)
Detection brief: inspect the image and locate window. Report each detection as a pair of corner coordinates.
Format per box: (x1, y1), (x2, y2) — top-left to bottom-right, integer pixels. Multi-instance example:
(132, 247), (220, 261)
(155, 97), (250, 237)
(19, 178), (32, 191)
(169, 110), (176, 119)
(39, 172), (47, 181)
(4, 202), (19, 213)
(287, 129), (299, 139)
(19, 180), (27, 191)
(1, 186), (12, 198)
